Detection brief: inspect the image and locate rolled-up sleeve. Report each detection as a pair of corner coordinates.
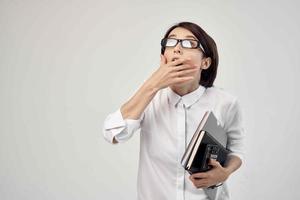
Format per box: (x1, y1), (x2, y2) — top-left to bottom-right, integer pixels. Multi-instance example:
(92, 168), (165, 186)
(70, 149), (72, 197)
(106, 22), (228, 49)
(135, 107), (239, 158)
(225, 99), (245, 162)
(103, 108), (144, 144)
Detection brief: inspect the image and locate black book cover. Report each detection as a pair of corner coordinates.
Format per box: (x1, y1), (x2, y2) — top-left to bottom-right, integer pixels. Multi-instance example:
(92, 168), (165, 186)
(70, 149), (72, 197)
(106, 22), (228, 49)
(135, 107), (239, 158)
(181, 111), (231, 174)
(186, 131), (230, 174)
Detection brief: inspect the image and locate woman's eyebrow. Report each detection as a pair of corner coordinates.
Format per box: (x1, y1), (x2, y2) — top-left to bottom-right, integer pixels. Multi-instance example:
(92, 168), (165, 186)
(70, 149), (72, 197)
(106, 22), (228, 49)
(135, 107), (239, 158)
(168, 34), (197, 40)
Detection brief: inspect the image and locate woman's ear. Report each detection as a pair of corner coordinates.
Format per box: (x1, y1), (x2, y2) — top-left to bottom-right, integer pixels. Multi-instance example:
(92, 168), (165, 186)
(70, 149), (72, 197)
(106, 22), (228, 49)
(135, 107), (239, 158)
(201, 57), (212, 70)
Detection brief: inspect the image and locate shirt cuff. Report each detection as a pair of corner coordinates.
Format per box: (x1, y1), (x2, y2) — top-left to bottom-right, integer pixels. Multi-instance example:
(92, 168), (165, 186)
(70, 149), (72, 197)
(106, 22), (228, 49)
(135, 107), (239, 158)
(114, 118), (143, 142)
(103, 109), (126, 143)
(104, 108), (126, 129)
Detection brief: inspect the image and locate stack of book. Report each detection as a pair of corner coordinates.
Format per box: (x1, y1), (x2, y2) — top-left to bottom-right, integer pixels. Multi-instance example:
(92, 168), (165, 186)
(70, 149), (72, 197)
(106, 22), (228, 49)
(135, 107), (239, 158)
(181, 111), (230, 174)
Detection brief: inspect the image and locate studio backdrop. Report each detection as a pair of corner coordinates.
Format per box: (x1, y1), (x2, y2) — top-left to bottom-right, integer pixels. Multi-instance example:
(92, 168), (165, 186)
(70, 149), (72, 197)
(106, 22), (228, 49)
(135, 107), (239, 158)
(1, 0), (300, 199)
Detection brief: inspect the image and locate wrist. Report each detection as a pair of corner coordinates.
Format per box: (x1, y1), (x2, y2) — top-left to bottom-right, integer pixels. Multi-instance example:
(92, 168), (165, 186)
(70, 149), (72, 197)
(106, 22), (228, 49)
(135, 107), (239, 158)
(144, 79), (160, 94)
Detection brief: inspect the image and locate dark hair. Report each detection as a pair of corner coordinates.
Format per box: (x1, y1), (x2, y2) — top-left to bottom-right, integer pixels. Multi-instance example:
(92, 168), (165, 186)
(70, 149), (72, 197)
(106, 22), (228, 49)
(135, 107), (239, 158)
(161, 22), (219, 88)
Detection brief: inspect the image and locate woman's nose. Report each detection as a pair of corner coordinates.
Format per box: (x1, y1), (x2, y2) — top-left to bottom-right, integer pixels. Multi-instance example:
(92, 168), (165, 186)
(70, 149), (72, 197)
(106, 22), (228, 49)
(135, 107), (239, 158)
(173, 42), (182, 54)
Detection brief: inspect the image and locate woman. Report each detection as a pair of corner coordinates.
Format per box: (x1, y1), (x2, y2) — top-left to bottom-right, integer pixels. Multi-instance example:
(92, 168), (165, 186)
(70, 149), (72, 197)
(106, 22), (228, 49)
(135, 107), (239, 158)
(103, 21), (244, 200)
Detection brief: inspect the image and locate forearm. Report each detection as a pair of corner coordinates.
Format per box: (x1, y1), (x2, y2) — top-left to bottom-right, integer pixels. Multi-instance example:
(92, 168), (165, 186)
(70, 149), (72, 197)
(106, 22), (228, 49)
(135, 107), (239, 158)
(224, 155), (242, 176)
(121, 80), (159, 120)
(189, 156), (242, 188)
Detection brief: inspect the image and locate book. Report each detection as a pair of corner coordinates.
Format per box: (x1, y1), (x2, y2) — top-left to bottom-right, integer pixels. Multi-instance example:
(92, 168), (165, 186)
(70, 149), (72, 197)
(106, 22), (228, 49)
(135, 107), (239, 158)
(181, 111), (230, 175)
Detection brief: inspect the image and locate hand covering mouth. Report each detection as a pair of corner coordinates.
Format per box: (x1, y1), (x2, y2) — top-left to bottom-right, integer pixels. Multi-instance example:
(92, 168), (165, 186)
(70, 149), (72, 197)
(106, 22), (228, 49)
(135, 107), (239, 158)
(171, 57), (179, 62)
(171, 57), (182, 66)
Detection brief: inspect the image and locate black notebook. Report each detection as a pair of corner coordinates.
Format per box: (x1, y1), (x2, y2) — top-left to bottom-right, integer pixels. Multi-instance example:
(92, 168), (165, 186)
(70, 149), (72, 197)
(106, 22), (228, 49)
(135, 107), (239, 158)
(181, 111), (230, 174)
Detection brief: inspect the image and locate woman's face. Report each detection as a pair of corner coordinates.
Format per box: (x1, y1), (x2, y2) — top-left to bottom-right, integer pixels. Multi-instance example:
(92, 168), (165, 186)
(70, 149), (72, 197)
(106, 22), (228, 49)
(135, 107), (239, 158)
(163, 27), (209, 86)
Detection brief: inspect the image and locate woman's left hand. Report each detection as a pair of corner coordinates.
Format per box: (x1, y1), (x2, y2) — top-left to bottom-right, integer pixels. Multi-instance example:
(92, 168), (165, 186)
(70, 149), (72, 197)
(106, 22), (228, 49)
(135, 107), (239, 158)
(189, 159), (230, 189)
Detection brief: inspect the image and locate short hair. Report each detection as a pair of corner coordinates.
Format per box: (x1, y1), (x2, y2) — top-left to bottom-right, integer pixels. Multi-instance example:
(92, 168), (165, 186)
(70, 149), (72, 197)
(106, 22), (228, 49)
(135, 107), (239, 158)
(161, 22), (219, 88)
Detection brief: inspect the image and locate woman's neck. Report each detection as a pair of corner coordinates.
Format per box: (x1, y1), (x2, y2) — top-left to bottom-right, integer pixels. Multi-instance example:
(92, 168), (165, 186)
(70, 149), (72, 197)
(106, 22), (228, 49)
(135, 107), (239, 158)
(170, 82), (199, 96)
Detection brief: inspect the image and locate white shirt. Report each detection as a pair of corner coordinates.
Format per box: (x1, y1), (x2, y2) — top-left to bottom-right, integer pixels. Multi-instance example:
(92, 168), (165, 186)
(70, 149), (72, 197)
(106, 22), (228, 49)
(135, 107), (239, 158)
(103, 85), (244, 200)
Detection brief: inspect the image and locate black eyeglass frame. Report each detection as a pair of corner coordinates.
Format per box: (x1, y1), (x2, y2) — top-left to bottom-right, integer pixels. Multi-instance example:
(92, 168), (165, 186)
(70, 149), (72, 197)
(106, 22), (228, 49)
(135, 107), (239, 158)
(160, 38), (206, 53)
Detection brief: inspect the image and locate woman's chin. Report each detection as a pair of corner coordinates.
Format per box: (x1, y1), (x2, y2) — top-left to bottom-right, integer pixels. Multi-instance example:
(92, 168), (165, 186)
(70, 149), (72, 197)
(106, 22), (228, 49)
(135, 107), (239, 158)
(171, 79), (193, 88)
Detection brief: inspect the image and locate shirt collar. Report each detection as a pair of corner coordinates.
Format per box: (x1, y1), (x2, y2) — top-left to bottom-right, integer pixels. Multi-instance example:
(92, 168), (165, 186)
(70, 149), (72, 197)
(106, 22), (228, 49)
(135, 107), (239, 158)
(167, 85), (206, 108)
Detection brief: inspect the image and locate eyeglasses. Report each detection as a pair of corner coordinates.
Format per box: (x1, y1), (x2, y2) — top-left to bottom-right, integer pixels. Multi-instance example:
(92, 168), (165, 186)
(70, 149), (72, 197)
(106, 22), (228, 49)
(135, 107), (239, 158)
(161, 38), (205, 53)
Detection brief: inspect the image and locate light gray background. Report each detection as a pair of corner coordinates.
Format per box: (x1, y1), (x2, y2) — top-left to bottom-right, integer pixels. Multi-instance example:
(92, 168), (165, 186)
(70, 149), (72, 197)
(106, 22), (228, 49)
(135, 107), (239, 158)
(1, 0), (299, 199)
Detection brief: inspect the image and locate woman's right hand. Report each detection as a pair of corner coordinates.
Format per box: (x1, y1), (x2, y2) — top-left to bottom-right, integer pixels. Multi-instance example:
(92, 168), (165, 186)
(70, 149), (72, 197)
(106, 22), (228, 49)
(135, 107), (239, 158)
(147, 54), (199, 90)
